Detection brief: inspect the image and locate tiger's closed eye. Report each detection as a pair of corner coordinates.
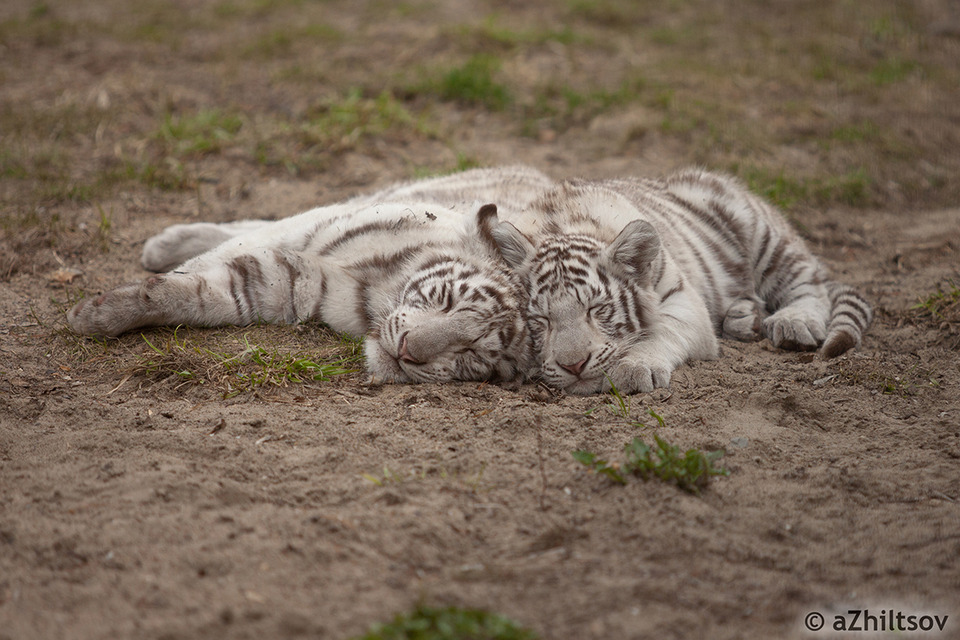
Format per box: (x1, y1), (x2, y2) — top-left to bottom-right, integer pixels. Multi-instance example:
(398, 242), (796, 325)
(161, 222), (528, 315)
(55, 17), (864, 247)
(528, 314), (549, 328)
(588, 304), (613, 319)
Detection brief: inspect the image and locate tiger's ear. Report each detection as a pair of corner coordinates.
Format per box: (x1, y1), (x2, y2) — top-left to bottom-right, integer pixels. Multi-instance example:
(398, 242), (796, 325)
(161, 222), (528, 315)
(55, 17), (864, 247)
(604, 219), (661, 280)
(476, 203), (534, 270)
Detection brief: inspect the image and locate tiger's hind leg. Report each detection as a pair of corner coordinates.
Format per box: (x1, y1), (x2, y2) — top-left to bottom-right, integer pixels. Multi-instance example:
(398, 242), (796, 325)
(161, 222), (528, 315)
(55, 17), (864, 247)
(68, 251), (324, 337)
(67, 274), (210, 337)
(141, 220), (272, 272)
(751, 222), (831, 351)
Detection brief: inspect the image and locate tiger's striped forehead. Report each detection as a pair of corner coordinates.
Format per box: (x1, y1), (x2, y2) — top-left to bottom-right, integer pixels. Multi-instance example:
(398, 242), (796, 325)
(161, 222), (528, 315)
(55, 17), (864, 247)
(531, 234), (606, 294)
(401, 254), (521, 312)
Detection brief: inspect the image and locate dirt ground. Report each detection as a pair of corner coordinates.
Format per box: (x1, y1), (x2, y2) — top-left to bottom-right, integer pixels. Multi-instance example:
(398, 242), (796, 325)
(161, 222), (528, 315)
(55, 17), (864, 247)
(2, 1), (960, 639)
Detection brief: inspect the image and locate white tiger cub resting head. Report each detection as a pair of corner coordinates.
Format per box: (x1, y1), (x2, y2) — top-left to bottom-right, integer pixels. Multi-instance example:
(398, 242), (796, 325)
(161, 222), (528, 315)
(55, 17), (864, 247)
(364, 207), (534, 385)
(479, 189), (718, 396)
(68, 201), (535, 387)
(478, 175), (871, 396)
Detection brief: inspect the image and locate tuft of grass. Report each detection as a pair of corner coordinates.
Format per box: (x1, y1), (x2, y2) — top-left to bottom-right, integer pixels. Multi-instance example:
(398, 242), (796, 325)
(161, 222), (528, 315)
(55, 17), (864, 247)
(305, 90), (417, 144)
(362, 466), (404, 486)
(579, 380), (724, 496)
(739, 166), (873, 212)
(436, 56), (511, 111)
(255, 89), (425, 174)
(354, 604), (538, 640)
(907, 281), (960, 350)
(585, 376), (666, 429)
(574, 433), (728, 495)
(136, 329), (360, 397)
(813, 168), (871, 207)
(741, 167), (810, 212)
(94, 205), (113, 252)
(155, 108), (244, 157)
(911, 281), (960, 322)
(523, 76), (646, 136)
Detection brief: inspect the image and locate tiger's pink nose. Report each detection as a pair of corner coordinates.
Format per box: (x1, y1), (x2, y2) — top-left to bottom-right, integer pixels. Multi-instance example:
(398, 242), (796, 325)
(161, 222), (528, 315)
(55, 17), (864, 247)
(559, 358), (588, 376)
(398, 335), (422, 364)
(397, 335), (423, 364)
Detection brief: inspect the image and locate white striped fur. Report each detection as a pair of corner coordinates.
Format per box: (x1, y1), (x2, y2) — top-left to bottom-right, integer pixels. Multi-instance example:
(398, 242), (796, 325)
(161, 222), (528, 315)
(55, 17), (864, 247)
(482, 168), (872, 395)
(68, 167), (554, 385)
(69, 166), (871, 392)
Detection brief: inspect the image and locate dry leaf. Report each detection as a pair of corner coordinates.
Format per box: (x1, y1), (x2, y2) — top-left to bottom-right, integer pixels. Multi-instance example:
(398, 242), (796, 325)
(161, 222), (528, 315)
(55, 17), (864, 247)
(47, 267), (83, 286)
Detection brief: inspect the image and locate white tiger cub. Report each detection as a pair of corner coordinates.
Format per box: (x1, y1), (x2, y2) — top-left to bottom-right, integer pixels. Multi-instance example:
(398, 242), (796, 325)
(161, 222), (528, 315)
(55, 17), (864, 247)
(68, 167), (556, 385)
(481, 168), (872, 395)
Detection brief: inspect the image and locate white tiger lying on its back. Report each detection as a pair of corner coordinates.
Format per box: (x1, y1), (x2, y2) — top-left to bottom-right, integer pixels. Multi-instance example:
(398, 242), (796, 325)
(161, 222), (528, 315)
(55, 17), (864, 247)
(68, 167), (555, 385)
(482, 169), (872, 395)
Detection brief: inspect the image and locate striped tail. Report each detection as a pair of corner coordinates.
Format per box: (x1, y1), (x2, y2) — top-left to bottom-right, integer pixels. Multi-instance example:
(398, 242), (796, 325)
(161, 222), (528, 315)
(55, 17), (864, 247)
(821, 282), (873, 358)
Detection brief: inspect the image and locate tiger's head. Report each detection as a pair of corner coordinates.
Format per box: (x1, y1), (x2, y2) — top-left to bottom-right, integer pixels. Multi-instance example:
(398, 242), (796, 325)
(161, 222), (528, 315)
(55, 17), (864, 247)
(364, 205), (534, 386)
(478, 185), (665, 395)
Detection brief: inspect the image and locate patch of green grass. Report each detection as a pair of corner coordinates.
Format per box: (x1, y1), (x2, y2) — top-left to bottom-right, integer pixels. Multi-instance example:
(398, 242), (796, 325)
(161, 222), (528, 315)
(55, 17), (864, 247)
(828, 120), (882, 143)
(523, 76), (646, 135)
(912, 281), (960, 321)
(813, 168), (871, 207)
(123, 156), (192, 191)
(436, 55), (511, 110)
(573, 433), (728, 495)
(578, 381), (726, 494)
(251, 90), (424, 174)
(908, 282), (960, 349)
(135, 328), (360, 397)
(411, 153), (483, 179)
(741, 167), (810, 212)
(305, 90), (418, 143)
(156, 109), (244, 157)
(354, 604), (538, 640)
(739, 166), (873, 211)
(362, 466), (405, 486)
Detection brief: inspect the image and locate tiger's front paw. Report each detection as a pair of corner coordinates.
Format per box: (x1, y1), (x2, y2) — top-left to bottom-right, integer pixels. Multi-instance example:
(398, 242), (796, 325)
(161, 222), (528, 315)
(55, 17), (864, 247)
(605, 359), (672, 395)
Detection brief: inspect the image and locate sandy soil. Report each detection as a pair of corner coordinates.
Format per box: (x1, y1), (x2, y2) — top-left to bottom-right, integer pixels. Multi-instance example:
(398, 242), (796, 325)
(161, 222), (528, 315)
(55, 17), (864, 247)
(2, 1), (959, 639)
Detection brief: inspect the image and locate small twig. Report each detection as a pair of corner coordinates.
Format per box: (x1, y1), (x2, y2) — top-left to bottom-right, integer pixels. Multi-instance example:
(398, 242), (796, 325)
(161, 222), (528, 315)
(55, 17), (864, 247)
(107, 373), (132, 395)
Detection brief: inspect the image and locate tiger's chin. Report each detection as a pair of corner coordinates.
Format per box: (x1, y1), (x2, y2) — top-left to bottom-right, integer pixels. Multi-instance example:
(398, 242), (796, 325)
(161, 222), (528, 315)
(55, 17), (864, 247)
(363, 334), (479, 385)
(543, 368), (607, 395)
(363, 339), (414, 385)
(559, 377), (606, 396)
